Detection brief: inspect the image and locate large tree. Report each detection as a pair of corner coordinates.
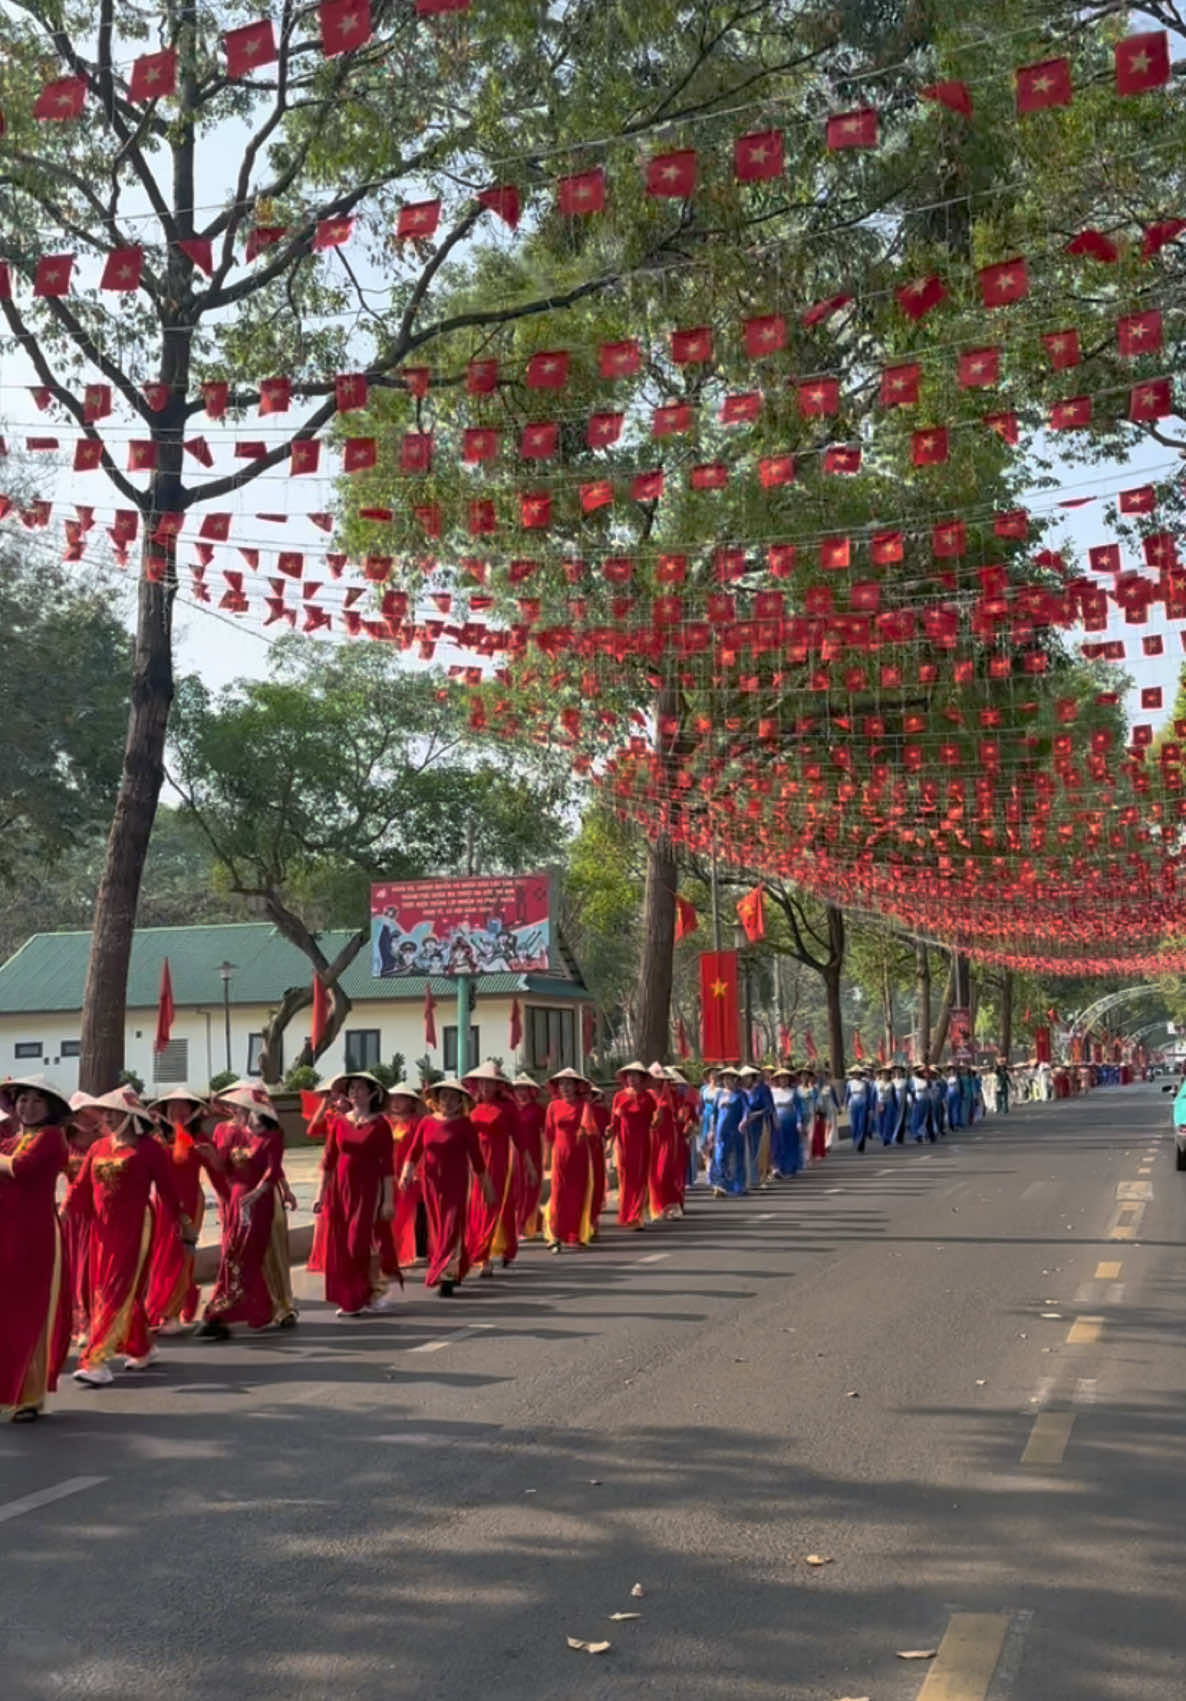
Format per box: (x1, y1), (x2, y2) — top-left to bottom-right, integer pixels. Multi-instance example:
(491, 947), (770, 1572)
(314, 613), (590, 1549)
(2, 0), (816, 1086)
(169, 636), (567, 1077)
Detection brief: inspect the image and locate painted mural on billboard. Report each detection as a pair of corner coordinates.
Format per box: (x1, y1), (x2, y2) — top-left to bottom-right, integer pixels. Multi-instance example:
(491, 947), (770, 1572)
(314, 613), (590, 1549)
(371, 874), (551, 977)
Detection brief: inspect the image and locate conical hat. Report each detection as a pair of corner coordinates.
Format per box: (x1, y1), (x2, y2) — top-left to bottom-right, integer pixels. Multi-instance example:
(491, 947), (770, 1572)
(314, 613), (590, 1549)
(147, 1083), (209, 1111)
(616, 1060), (649, 1080)
(429, 1077), (472, 1101)
(548, 1065), (589, 1086)
(647, 1061), (666, 1078)
(87, 1086), (156, 1128)
(387, 1081), (423, 1102)
(512, 1073), (541, 1090)
(217, 1083), (275, 1113)
(325, 1070), (389, 1106)
(462, 1059), (511, 1085)
(68, 1090), (95, 1111)
(738, 1064), (761, 1077)
(666, 1068), (688, 1085)
(4, 1073), (72, 1120)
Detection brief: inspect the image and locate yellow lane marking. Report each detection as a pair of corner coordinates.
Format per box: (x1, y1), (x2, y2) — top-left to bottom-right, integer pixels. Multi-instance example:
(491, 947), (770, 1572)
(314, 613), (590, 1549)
(916, 1612), (1011, 1699)
(1095, 1260), (1122, 1279)
(1066, 1316), (1103, 1345)
(1116, 1180), (1153, 1201)
(1021, 1411), (1074, 1465)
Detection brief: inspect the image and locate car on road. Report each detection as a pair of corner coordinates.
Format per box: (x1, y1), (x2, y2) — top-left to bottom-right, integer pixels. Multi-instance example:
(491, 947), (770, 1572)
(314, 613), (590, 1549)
(1170, 1079), (1186, 1170)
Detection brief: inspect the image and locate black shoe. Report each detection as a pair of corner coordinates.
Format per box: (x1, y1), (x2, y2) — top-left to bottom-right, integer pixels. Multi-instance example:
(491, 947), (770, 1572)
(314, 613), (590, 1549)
(194, 1319), (231, 1341)
(550, 1243), (562, 1255)
(438, 1279), (456, 1297)
(277, 1313), (298, 1329)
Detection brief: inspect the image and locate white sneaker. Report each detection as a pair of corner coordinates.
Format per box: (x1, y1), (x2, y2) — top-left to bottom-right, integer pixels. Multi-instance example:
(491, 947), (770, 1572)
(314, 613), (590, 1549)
(73, 1364), (114, 1387)
(367, 1292), (400, 1313)
(124, 1347), (160, 1370)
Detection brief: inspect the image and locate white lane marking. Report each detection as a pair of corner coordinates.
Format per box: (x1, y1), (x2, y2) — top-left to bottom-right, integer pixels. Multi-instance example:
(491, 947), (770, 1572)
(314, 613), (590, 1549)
(637, 1251), (669, 1264)
(825, 1186), (844, 1193)
(1073, 1378), (1098, 1406)
(756, 1212), (775, 1221)
(876, 1166), (895, 1173)
(1025, 1376), (1056, 1413)
(0, 1476), (107, 1525)
(407, 1323), (495, 1354)
(1106, 1282), (1126, 1305)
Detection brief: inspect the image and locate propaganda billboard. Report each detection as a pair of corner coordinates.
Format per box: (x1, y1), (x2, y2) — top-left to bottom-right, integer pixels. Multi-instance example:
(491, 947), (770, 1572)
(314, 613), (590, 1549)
(371, 873), (552, 977)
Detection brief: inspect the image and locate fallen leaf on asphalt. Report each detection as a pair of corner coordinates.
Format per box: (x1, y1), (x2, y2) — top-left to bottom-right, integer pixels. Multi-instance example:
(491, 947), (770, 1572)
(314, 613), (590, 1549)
(608, 1612), (641, 1621)
(1041, 1312), (1061, 1319)
(896, 1648), (937, 1660)
(975, 1379), (987, 1386)
(524, 1488), (537, 1495)
(588, 1479), (602, 1486)
(845, 1390), (860, 1398)
(567, 1638), (611, 1654)
(805, 1554), (833, 1566)
(630, 1583), (646, 1598)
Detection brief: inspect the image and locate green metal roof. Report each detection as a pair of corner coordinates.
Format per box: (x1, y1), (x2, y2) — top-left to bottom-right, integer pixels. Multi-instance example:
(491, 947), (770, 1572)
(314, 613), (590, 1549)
(0, 923), (589, 1015)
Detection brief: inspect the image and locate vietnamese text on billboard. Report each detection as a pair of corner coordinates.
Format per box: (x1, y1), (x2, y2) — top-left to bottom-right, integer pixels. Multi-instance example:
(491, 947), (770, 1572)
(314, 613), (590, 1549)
(371, 874), (551, 977)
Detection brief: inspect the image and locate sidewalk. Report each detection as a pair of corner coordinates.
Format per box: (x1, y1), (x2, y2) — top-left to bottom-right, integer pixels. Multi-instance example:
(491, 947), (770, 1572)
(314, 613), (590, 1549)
(196, 1142), (322, 1249)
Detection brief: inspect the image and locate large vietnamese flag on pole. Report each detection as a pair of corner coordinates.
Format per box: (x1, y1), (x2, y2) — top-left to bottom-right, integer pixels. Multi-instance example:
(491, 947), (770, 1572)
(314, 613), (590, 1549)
(699, 951), (740, 1062)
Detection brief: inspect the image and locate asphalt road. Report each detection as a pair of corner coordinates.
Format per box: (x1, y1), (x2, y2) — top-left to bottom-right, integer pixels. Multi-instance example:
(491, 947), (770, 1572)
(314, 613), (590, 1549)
(2, 1085), (1183, 1701)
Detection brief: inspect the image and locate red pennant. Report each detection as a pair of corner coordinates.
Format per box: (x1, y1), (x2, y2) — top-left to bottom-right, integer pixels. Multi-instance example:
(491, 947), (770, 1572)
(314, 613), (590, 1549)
(34, 254), (74, 297)
(880, 363), (919, 406)
(598, 339), (640, 377)
(978, 256), (1028, 307)
(826, 108), (878, 150)
(34, 76), (86, 121)
(84, 384), (112, 422)
(586, 413), (623, 449)
(335, 373), (368, 412)
(646, 149), (697, 197)
(185, 437), (214, 467)
(911, 427), (948, 465)
(1043, 328), (1080, 370)
(290, 439), (321, 474)
(958, 346), (1000, 388)
(919, 80), (972, 118)
(320, 0), (372, 56)
(397, 199), (441, 240)
(896, 274), (946, 320)
(652, 402), (692, 437)
(736, 885), (765, 942)
(423, 984), (438, 1048)
(130, 48), (177, 102)
(154, 958), (175, 1054)
(759, 454), (795, 488)
(399, 432), (431, 473)
(735, 129), (784, 181)
(178, 237), (214, 275)
(1065, 228), (1120, 263)
(1115, 31), (1169, 96)
(509, 997), (523, 1051)
(73, 440), (103, 472)
(477, 184), (521, 229)
(259, 376), (291, 414)
(1117, 309), (1162, 356)
(1130, 378), (1171, 421)
(245, 225), (287, 261)
(674, 896), (699, 941)
(310, 973), (330, 1052)
(526, 350), (569, 389)
(671, 326), (712, 364)
(1142, 219), (1186, 260)
(1016, 57), (1072, 113)
(128, 441), (157, 471)
(344, 437), (378, 473)
(1050, 395), (1091, 430)
(463, 427), (499, 463)
(100, 247), (144, 291)
(556, 167), (605, 215)
(314, 216), (354, 250)
(797, 376), (839, 416)
(225, 19), (279, 76)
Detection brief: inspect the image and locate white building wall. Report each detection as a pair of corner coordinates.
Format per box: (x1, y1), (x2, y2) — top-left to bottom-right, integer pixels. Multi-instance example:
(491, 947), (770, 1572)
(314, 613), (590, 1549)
(0, 993), (582, 1094)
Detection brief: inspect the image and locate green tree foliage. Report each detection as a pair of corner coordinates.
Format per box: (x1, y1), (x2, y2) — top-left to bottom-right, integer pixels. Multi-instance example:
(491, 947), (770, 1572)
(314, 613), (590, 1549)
(0, 546), (129, 876)
(169, 636), (567, 1072)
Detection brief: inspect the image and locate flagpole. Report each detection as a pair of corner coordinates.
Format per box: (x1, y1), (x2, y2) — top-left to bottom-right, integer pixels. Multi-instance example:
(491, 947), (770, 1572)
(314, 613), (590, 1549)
(456, 975), (471, 1076)
(710, 834), (722, 952)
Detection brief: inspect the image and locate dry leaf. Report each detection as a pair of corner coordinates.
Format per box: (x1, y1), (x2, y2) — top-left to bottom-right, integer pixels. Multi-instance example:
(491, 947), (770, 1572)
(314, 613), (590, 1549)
(567, 1638), (612, 1655)
(975, 1379), (986, 1387)
(630, 1583), (646, 1598)
(896, 1648), (937, 1660)
(608, 1612), (641, 1621)
(845, 1390), (860, 1398)
(805, 1554), (833, 1566)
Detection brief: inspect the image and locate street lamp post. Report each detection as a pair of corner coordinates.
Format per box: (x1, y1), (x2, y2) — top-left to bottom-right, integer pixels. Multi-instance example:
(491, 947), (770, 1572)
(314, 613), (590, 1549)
(217, 961), (236, 1075)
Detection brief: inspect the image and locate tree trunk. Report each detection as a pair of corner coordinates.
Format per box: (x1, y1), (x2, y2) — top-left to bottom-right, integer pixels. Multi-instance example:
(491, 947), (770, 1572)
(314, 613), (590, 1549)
(633, 831), (678, 1064)
(881, 953), (894, 1058)
(917, 942), (932, 1065)
(999, 969), (1014, 1061)
(930, 958), (955, 1060)
(79, 28), (196, 1093)
(824, 903), (846, 1075)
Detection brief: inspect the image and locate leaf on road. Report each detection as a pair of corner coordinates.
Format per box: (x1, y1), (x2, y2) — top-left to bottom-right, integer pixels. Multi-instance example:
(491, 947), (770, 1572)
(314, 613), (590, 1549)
(630, 1583), (646, 1598)
(805, 1554), (833, 1566)
(845, 1390), (860, 1398)
(608, 1612), (641, 1621)
(975, 1379), (987, 1386)
(567, 1638), (612, 1655)
(896, 1648), (938, 1660)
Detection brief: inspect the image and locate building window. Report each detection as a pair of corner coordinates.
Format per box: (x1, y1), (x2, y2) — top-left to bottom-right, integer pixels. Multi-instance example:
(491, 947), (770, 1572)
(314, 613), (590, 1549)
(344, 1029), (381, 1072)
(443, 1025), (480, 1074)
(526, 1007), (575, 1073)
(14, 1041), (43, 1060)
(246, 1033), (264, 1077)
(152, 1038), (189, 1084)
(60, 1040), (81, 1058)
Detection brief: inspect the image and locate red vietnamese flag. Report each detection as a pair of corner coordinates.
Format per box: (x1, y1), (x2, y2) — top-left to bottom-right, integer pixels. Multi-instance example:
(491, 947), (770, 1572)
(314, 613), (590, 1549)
(721, 391), (760, 424)
(477, 185), (521, 229)
(896, 273), (946, 320)
(310, 973), (330, 1053)
(759, 454), (795, 487)
(920, 80), (972, 118)
(509, 998), (523, 1051)
(1016, 57), (1072, 112)
(423, 984), (437, 1048)
(676, 1017), (691, 1061)
(743, 314), (786, 356)
(735, 129), (784, 181)
(652, 402), (691, 436)
(178, 237), (214, 274)
(797, 376), (839, 416)
(225, 20), (278, 77)
(291, 439), (321, 474)
(100, 247), (144, 291)
(911, 426), (948, 465)
(880, 363), (919, 406)
(1066, 229), (1119, 262)
(599, 338), (640, 377)
(978, 257), (1028, 307)
(1130, 377), (1171, 420)
(1115, 31), (1169, 96)
(397, 199), (441, 240)
(154, 959), (175, 1054)
(699, 951), (740, 1063)
(34, 254), (74, 297)
(315, 216), (354, 250)
(130, 48), (177, 102)
(34, 76), (87, 121)
(1050, 395), (1091, 430)
(823, 445), (861, 475)
(522, 422), (557, 457)
(1043, 328), (1080, 370)
(871, 530), (903, 565)
(736, 885), (765, 943)
(526, 350), (569, 389)
(1142, 218), (1186, 259)
(853, 1029), (864, 1060)
(958, 346), (999, 388)
(557, 167), (605, 215)
(674, 895), (699, 941)
(1117, 309), (1162, 356)
(320, 0), (372, 56)
(646, 149), (696, 197)
(801, 292), (852, 328)
(671, 326), (712, 364)
(826, 107), (878, 150)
